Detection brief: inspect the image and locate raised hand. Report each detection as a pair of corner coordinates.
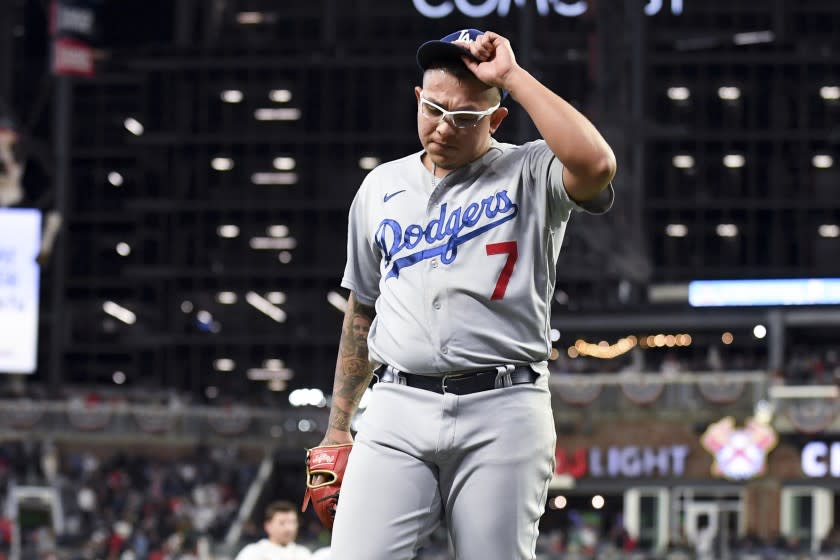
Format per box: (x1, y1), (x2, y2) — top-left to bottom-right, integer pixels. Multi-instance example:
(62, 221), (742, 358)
(457, 31), (520, 93)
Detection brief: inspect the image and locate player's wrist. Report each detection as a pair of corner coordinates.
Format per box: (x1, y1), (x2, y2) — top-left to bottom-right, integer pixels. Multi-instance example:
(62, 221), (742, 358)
(320, 429), (354, 446)
(499, 66), (532, 101)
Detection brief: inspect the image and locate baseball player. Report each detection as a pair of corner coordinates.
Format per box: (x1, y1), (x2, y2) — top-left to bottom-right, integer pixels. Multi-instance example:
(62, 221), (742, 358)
(235, 501), (312, 560)
(304, 29), (615, 559)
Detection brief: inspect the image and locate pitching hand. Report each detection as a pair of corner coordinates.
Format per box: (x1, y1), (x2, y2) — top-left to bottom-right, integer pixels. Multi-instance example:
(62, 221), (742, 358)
(457, 31), (519, 93)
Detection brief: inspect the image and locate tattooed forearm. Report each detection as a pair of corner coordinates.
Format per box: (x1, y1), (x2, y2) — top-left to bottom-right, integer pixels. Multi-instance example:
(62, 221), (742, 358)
(327, 292), (375, 436)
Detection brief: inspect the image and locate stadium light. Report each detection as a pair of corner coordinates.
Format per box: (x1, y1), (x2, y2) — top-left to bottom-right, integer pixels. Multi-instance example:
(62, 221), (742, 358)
(214, 358), (236, 372)
(819, 224), (839, 238)
(251, 172), (298, 185)
(723, 154), (745, 168)
(266, 292), (286, 305)
(115, 242), (131, 256)
(249, 237), (297, 250)
(124, 117), (144, 135)
(718, 86), (741, 101)
(217, 225), (240, 238)
(716, 224), (739, 237)
(672, 155), (694, 169)
(236, 12), (266, 25)
(246, 291), (286, 322)
(733, 30), (774, 46)
(812, 154), (834, 169)
(327, 291), (348, 312)
(820, 86), (840, 100)
(216, 292), (238, 304)
(103, 301), (136, 324)
(211, 157), (234, 171)
(107, 171), (123, 186)
(269, 89), (293, 102)
(273, 157), (296, 170)
(255, 108), (301, 121)
(220, 90), (243, 103)
(267, 225), (289, 237)
(359, 156), (381, 170)
(666, 86), (690, 101)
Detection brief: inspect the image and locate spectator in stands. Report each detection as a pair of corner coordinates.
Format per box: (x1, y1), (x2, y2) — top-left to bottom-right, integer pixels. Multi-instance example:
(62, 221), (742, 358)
(234, 501), (312, 560)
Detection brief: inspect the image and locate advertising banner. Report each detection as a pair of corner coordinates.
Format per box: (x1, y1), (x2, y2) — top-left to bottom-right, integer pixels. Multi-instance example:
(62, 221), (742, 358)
(0, 208), (42, 373)
(51, 0), (100, 77)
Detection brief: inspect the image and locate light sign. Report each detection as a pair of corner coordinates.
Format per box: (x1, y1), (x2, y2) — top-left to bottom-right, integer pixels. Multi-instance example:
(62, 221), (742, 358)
(556, 445), (690, 478)
(413, 0), (684, 19)
(802, 442), (840, 477)
(689, 278), (840, 307)
(0, 208), (41, 373)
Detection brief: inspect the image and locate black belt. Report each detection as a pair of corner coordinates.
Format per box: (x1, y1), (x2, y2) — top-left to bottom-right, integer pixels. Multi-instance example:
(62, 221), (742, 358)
(377, 365), (538, 395)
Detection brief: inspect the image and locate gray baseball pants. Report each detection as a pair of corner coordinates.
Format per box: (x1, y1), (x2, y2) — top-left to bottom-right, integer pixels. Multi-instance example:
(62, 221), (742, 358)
(330, 371), (556, 559)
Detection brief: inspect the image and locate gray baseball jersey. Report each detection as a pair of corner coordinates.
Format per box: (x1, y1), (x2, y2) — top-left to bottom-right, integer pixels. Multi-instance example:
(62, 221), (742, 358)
(333, 137), (614, 559)
(341, 138), (613, 374)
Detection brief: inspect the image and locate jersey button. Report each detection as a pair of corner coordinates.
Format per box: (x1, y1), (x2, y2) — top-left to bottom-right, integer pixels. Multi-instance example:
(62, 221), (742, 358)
(433, 301), (441, 310)
(441, 346), (448, 354)
(431, 259), (438, 268)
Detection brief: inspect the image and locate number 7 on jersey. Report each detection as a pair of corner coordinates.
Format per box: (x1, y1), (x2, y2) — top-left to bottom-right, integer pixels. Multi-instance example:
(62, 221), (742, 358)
(485, 241), (518, 300)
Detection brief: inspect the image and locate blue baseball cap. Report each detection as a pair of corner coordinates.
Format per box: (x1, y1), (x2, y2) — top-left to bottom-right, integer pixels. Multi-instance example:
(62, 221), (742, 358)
(416, 29), (509, 99)
(417, 28), (484, 71)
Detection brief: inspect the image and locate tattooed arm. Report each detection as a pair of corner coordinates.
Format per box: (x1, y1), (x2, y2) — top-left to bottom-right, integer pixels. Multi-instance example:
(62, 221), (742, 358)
(319, 291), (376, 446)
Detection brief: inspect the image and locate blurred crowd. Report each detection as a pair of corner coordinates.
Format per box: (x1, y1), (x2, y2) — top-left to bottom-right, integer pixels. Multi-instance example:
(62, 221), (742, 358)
(0, 441), (257, 560)
(0, 442), (839, 560)
(784, 348), (840, 386)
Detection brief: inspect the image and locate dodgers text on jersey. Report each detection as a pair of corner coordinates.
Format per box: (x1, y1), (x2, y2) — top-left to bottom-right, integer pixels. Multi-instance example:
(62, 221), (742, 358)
(375, 190), (519, 279)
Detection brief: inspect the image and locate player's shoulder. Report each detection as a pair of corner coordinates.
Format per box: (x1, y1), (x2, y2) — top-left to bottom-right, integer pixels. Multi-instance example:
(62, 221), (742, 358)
(355, 150), (422, 198)
(364, 151), (420, 180)
(486, 138), (549, 162)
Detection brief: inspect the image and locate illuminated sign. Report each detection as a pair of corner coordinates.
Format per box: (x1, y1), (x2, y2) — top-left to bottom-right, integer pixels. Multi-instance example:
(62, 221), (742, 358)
(702, 417), (777, 480)
(689, 278), (840, 307)
(556, 445), (690, 478)
(801, 442), (840, 477)
(0, 208), (41, 373)
(413, 0), (683, 19)
(51, 0), (98, 77)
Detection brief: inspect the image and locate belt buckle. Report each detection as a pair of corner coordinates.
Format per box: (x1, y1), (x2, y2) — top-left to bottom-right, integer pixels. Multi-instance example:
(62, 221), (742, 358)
(441, 371), (479, 394)
(441, 373), (467, 394)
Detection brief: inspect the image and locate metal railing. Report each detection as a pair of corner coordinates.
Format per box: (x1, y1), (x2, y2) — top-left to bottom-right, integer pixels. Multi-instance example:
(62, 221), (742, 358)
(0, 398), (329, 449)
(549, 370), (769, 417)
(5, 370), (831, 446)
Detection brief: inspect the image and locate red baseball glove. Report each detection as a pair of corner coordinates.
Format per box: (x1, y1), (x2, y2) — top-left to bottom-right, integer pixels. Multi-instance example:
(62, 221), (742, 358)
(302, 443), (353, 529)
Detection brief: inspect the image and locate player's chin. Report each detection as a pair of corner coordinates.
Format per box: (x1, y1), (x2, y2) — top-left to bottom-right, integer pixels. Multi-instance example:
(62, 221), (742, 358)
(427, 147), (461, 168)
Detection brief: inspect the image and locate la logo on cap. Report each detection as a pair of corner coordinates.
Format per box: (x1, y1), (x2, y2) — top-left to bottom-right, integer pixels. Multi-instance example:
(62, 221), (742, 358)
(455, 29), (474, 43)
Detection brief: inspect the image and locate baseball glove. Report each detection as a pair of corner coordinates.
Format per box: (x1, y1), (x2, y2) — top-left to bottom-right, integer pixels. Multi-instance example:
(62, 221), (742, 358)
(302, 443), (353, 529)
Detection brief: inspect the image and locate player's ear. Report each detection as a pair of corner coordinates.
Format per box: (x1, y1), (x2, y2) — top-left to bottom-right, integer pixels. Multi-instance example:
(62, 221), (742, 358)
(488, 106), (508, 134)
(414, 86), (423, 103)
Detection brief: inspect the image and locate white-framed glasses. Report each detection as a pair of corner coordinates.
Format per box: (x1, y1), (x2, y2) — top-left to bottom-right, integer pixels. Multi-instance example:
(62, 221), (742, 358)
(418, 96), (500, 129)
